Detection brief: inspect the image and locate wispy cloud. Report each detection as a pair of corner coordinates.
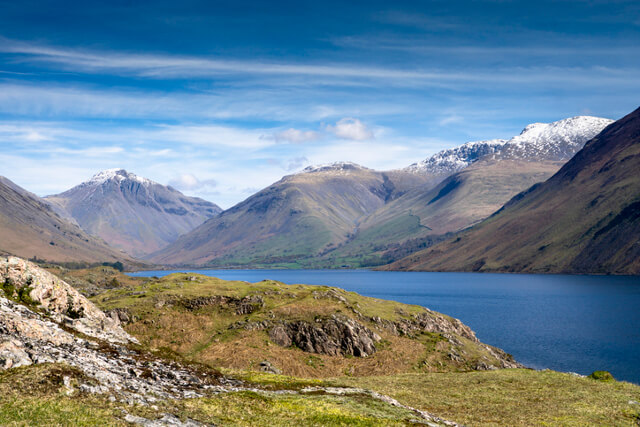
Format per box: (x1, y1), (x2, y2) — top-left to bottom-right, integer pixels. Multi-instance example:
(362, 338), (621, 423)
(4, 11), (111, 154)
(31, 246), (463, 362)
(270, 128), (320, 143)
(3, 38), (639, 89)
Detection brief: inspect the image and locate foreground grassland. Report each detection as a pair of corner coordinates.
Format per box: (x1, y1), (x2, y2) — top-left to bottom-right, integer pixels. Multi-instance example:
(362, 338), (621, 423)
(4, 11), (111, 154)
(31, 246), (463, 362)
(334, 369), (640, 426)
(4, 265), (635, 426)
(90, 271), (514, 377)
(0, 364), (426, 426)
(2, 364), (639, 426)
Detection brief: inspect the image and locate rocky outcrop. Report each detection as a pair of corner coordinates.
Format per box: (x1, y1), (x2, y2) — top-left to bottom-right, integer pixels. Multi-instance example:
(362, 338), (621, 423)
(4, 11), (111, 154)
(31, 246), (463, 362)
(0, 294), (230, 405)
(180, 294), (264, 315)
(0, 256), (134, 344)
(268, 315), (381, 357)
(369, 309), (478, 342)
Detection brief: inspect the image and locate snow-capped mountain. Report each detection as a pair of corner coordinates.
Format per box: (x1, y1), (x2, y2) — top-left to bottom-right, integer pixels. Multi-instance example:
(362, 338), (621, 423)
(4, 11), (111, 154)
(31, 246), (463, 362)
(45, 169), (222, 257)
(0, 176), (134, 264)
(301, 161), (370, 174)
(404, 139), (507, 175)
(495, 116), (614, 161)
(405, 116), (613, 175)
(83, 168), (154, 187)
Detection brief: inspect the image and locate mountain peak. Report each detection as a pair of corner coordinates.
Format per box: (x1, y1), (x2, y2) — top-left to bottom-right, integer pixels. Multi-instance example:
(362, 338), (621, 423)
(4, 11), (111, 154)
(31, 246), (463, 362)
(403, 139), (507, 175)
(405, 115), (613, 176)
(86, 169), (154, 187)
(500, 115), (614, 160)
(301, 161), (369, 174)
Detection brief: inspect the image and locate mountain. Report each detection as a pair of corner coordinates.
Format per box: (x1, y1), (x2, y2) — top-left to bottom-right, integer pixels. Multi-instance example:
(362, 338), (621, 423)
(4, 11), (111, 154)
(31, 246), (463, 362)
(45, 169), (222, 257)
(316, 116), (613, 266)
(0, 176), (134, 264)
(149, 162), (432, 266)
(404, 116), (613, 175)
(384, 107), (640, 274)
(403, 139), (507, 176)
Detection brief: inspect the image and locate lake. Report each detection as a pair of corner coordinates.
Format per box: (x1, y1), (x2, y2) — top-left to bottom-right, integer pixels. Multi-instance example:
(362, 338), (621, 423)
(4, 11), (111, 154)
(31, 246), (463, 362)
(129, 269), (640, 384)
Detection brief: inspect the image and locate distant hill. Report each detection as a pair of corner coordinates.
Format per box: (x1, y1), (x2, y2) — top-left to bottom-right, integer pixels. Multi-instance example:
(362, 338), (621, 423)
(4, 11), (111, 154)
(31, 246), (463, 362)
(0, 176), (135, 265)
(316, 116), (612, 267)
(384, 107), (640, 274)
(149, 162), (431, 266)
(149, 116), (613, 268)
(46, 169), (222, 257)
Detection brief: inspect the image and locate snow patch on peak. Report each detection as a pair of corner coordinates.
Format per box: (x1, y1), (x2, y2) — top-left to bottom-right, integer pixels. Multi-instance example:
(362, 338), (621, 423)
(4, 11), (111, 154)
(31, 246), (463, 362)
(302, 161), (368, 174)
(501, 115), (614, 159)
(403, 139), (507, 175)
(405, 115), (613, 175)
(519, 122), (546, 136)
(86, 169), (155, 187)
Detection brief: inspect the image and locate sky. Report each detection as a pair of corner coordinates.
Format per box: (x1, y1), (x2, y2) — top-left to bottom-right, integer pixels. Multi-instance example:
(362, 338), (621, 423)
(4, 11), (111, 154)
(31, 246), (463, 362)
(0, 0), (639, 208)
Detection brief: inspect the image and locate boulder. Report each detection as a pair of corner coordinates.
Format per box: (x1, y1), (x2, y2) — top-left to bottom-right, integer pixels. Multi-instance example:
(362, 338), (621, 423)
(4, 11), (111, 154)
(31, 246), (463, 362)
(0, 256), (135, 344)
(0, 338), (32, 369)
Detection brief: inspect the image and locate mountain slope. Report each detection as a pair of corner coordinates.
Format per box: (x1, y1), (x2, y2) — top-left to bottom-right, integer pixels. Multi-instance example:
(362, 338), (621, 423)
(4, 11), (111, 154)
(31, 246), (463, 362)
(150, 163), (432, 266)
(384, 107), (640, 274)
(318, 116), (612, 266)
(0, 176), (134, 264)
(46, 169), (222, 257)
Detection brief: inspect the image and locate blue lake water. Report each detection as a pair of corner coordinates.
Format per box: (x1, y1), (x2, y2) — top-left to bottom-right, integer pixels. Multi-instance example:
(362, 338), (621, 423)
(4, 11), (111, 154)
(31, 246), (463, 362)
(129, 269), (640, 384)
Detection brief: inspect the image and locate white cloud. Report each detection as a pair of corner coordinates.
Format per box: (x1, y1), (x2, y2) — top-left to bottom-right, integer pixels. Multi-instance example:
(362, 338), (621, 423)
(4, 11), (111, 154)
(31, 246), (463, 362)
(271, 128), (320, 144)
(326, 118), (373, 140)
(168, 174), (217, 191)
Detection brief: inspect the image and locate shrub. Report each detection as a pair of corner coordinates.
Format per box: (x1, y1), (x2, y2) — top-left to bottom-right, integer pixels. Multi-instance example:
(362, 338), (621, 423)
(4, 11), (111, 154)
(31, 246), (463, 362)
(589, 370), (614, 381)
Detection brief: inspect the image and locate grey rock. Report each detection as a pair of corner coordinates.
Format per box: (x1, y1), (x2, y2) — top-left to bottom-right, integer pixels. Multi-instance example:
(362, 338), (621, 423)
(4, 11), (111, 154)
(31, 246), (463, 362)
(269, 315), (380, 357)
(0, 256), (135, 344)
(268, 325), (292, 347)
(259, 360), (282, 375)
(0, 338), (32, 369)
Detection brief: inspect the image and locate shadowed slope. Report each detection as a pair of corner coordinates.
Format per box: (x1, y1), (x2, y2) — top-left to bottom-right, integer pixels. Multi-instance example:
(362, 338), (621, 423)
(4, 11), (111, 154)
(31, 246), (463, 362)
(0, 176), (135, 265)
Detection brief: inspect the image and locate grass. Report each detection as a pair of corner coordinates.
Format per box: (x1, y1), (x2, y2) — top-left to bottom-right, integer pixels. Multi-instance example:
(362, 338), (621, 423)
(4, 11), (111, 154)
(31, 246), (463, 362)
(332, 369), (640, 426)
(175, 391), (421, 426)
(0, 364), (428, 426)
(16, 266), (636, 425)
(89, 273), (510, 378)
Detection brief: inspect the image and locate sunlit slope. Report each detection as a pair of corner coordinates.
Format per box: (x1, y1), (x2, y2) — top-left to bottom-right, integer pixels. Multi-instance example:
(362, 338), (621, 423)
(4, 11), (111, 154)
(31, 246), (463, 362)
(150, 163), (432, 266)
(322, 160), (562, 265)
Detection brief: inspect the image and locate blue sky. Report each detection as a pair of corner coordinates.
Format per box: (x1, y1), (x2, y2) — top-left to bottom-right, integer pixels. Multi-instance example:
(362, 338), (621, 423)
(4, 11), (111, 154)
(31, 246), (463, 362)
(0, 0), (639, 208)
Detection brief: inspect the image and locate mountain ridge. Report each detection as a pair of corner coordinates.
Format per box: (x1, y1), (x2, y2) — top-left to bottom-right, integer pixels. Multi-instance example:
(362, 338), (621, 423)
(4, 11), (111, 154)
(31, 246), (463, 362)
(46, 169), (222, 257)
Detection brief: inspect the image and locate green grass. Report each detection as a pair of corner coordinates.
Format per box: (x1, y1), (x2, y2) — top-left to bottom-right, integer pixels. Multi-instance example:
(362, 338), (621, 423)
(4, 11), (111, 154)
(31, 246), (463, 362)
(175, 391), (421, 426)
(332, 369), (640, 426)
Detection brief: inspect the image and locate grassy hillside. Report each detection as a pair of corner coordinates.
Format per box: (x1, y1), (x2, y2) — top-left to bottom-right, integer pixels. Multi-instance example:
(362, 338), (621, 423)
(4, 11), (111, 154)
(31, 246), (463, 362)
(149, 164), (432, 267)
(334, 369), (640, 426)
(1, 266), (638, 425)
(385, 107), (640, 274)
(92, 272), (516, 377)
(314, 160), (561, 267)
